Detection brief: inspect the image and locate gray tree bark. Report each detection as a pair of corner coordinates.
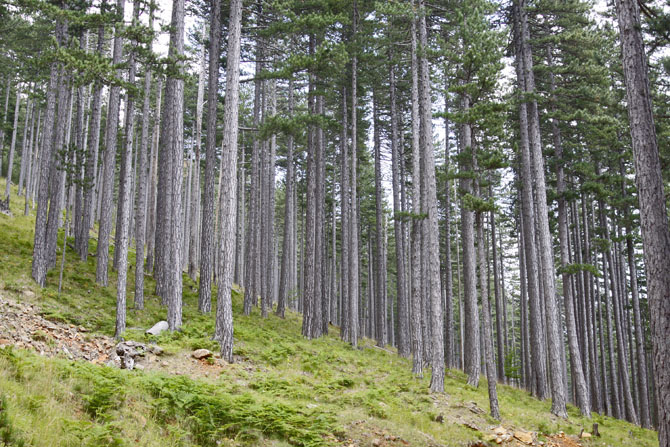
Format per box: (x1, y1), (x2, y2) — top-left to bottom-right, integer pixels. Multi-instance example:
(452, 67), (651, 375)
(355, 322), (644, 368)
(198, 0), (222, 313)
(213, 0), (242, 362)
(4, 83), (21, 198)
(417, 0), (444, 392)
(133, 10), (154, 310)
(159, 0), (186, 330)
(115, 0), (141, 337)
(277, 78), (295, 318)
(96, 0), (124, 285)
(409, 9), (423, 377)
(348, 1), (360, 347)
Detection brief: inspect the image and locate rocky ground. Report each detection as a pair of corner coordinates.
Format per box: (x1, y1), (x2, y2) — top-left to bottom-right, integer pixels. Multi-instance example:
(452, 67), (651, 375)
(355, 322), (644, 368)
(0, 291), (592, 447)
(0, 292), (227, 378)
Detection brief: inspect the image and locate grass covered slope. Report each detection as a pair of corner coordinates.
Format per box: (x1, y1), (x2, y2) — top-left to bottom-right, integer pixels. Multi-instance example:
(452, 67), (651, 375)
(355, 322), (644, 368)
(0, 184), (660, 447)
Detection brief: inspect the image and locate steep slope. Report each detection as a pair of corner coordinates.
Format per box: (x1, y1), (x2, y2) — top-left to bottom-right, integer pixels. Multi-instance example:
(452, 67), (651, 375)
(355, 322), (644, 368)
(0, 184), (659, 447)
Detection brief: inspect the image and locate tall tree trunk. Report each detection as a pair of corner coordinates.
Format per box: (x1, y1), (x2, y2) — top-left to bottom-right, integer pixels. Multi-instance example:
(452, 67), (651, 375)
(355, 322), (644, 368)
(158, 0), (185, 330)
(548, 48), (590, 416)
(188, 37), (206, 281)
(459, 92), (479, 387)
(0, 77), (11, 178)
(409, 9), (423, 377)
(373, 89), (385, 347)
(518, 0), (567, 417)
(390, 60), (409, 357)
(478, 210), (500, 419)
(134, 10), (154, 310)
(145, 78), (162, 273)
(115, 0), (140, 337)
(198, 0), (222, 313)
(277, 78), (295, 318)
(32, 29), (62, 286)
(96, 0), (124, 285)
(513, 4), (548, 399)
(78, 18), (105, 260)
(243, 17), (263, 315)
(615, 1), (670, 438)
(213, 0), (242, 362)
(4, 83), (21, 198)
(339, 87), (350, 340)
(302, 35), (318, 339)
(417, 0), (444, 392)
(348, 0), (360, 347)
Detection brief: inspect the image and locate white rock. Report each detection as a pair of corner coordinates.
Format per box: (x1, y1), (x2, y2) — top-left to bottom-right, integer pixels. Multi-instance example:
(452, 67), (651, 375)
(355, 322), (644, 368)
(146, 321), (169, 336)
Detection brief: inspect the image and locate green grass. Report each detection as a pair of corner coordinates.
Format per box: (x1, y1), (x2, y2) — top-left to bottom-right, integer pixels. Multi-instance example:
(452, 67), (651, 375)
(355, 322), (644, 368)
(0, 179), (660, 447)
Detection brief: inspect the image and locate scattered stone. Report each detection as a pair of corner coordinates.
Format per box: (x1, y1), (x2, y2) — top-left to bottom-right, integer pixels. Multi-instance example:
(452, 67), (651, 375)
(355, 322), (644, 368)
(463, 422), (480, 431)
(513, 430), (534, 445)
(579, 430), (591, 439)
(160, 361), (169, 367)
(493, 426), (506, 436)
(115, 341), (148, 370)
(495, 437), (502, 444)
(149, 345), (164, 356)
(371, 438), (381, 447)
(146, 321), (169, 336)
(192, 349), (213, 359)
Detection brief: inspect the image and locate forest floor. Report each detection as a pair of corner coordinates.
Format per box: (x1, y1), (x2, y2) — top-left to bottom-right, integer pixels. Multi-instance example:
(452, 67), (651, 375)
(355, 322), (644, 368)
(0, 183), (660, 447)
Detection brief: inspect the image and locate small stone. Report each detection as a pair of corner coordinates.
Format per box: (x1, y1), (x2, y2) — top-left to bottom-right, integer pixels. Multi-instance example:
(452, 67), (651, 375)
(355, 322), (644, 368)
(135, 363), (145, 370)
(192, 349), (213, 359)
(0, 339), (11, 346)
(513, 430), (534, 445)
(146, 321), (169, 336)
(22, 290), (35, 299)
(580, 431), (592, 439)
(160, 361), (169, 367)
(435, 414), (444, 423)
(149, 345), (164, 356)
(493, 426), (506, 436)
(371, 439), (381, 447)
(495, 437), (503, 444)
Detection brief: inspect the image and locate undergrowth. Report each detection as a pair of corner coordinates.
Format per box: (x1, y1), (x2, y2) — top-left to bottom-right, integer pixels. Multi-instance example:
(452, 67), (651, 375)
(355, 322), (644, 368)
(0, 179), (661, 447)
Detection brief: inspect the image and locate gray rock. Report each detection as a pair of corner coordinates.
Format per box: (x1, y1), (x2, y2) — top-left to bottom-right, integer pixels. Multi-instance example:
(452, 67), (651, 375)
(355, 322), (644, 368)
(146, 321), (169, 336)
(192, 349), (213, 359)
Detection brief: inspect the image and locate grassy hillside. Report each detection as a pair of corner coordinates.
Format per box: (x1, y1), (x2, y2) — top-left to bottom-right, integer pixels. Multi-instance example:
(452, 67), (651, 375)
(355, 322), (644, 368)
(0, 183), (659, 447)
